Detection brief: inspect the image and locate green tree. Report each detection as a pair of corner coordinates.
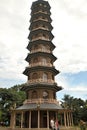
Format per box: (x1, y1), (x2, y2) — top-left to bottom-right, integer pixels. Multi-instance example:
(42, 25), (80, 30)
(62, 94), (74, 109)
(62, 94), (87, 125)
(0, 84), (26, 125)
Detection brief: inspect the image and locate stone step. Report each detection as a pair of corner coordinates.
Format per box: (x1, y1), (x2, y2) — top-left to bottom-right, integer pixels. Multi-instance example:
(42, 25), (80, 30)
(0, 127), (81, 130)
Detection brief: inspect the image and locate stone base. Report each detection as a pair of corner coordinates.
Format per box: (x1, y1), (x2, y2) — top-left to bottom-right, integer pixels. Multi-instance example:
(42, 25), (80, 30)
(0, 127), (81, 130)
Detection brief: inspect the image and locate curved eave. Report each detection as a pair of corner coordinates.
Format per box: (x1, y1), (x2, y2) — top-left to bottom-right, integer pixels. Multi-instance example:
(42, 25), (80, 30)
(21, 83), (63, 92)
(27, 40), (55, 51)
(16, 103), (63, 111)
(28, 29), (54, 40)
(29, 20), (53, 31)
(25, 52), (57, 62)
(31, 10), (52, 17)
(23, 66), (60, 76)
(30, 7), (51, 16)
(30, 13), (52, 23)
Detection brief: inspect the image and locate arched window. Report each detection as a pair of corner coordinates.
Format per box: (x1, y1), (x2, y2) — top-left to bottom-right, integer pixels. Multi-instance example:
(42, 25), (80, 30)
(43, 91), (49, 99)
(52, 74), (54, 80)
(42, 58), (47, 65)
(32, 73), (38, 79)
(43, 34), (46, 38)
(34, 45), (38, 49)
(35, 24), (38, 28)
(42, 45), (49, 52)
(43, 73), (47, 81)
(32, 91), (37, 99)
(42, 45), (46, 50)
(33, 58), (38, 63)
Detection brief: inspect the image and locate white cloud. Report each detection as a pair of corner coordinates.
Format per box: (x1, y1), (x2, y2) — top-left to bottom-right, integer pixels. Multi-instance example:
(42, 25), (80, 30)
(56, 74), (87, 100)
(0, 0), (30, 81)
(51, 0), (87, 73)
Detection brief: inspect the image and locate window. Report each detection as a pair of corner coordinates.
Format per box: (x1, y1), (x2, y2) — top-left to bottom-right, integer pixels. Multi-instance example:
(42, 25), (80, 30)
(42, 24), (45, 28)
(44, 5), (47, 8)
(34, 45), (38, 49)
(33, 58), (38, 63)
(43, 73), (47, 81)
(35, 24), (38, 28)
(32, 91), (37, 99)
(42, 45), (48, 51)
(39, 4), (42, 6)
(43, 91), (49, 99)
(52, 74), (54, 80)
(32, 73), (38, 79)
(43, 34), (46, 38)
(42, 58), (47, 64)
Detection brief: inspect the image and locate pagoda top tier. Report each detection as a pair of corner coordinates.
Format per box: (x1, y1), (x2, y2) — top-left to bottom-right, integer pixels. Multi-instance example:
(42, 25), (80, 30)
(31, 0), (51, 10)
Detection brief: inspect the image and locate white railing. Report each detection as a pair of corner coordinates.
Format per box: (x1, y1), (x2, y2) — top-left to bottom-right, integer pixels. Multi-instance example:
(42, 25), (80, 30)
(31, 37), (50, 42)
(33, 18), (48, 22)
(23, 98), (59, 105)
(29, 62), (52, 67)
(27, 79), (54, 84)
(31, 48), (51, 53)
(33, 10), (48, 15)
(32, 27), (49, 31)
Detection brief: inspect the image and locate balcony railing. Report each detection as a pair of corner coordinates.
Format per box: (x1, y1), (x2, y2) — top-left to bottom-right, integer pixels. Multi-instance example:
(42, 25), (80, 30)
(33, 10), (48, 15)
(33, 18), (48, 22)
(31, 48), (51, 53)
(29, 62), (52, 67)
(31, 37), (50, 42)
(27, 79), (54, 84)
(23, 98), (59, 105)
(32, 26), (49, 31)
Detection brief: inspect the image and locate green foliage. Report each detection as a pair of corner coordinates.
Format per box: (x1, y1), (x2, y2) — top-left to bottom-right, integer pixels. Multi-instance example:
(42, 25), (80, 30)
(0, 84), (26, 125)
(62, 94), (87, 125)
(0, 86), (87, 127)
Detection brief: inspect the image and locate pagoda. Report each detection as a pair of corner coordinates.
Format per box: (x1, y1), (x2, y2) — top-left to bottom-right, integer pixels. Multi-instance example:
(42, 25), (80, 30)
(10, 0), (73, 129)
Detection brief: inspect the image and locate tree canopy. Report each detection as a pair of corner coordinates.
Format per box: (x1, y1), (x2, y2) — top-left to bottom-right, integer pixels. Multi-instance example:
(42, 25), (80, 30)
(0, 84), (26, 125)
(0, 85), (87, 126)
(62, 94), (87, 125)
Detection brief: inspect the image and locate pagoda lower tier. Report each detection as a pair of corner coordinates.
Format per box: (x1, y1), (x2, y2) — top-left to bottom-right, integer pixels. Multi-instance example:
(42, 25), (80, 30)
(21, 83), (62, 92)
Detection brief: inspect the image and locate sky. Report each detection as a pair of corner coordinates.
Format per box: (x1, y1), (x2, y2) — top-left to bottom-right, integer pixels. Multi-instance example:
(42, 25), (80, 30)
(0, 0), (87, 101)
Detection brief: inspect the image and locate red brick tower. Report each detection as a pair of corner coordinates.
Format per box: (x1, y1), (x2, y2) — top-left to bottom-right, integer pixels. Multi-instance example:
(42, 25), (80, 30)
(22, 0), (62, 128)
(10, 0), (73, 129)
